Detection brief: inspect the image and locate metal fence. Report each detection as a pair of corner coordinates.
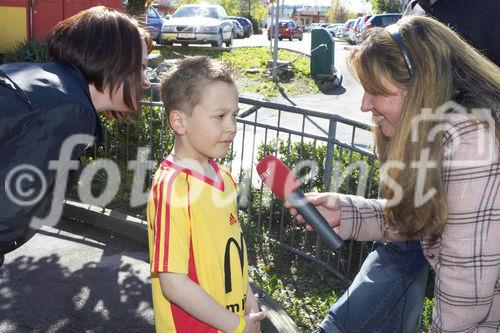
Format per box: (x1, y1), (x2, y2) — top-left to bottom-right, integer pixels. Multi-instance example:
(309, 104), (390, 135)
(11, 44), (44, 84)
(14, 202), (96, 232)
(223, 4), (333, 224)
(76, 94), (379, 282)
(229, 97), (378, 282)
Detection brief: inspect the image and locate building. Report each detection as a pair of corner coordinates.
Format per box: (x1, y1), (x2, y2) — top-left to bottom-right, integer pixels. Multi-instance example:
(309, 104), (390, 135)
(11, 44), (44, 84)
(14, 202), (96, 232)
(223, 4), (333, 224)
(0, 0), (123, 53)
(266, 4), (330, 28)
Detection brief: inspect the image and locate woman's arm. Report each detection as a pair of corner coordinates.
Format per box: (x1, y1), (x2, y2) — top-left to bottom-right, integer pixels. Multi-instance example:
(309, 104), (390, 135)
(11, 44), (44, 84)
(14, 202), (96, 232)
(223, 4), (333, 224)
(288, 192), (406, 242)
(430, 121), (500, 331)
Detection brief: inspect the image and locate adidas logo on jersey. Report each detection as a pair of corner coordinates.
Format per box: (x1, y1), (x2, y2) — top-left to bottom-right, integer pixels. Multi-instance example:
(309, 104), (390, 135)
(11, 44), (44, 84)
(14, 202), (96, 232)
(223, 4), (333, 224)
(229, 213), (237, 225)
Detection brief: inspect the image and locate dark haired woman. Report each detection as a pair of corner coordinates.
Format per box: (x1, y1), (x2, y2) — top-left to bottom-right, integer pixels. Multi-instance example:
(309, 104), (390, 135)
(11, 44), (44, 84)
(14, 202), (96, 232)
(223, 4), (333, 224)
(0, 6), (152, 265)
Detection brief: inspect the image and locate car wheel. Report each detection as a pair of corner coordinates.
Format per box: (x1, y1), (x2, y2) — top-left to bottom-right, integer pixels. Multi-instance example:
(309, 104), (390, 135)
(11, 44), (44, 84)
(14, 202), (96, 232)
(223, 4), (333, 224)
(225, 33), (233, 47)
(212, 31), (223, 48)
(299, 35), (303, 41)
(289, 35), (293, 41)
(279, 37), (283, 41)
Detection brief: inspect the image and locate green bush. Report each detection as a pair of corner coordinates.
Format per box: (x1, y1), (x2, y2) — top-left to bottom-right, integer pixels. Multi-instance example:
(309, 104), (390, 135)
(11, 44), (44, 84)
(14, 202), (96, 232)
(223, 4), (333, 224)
(245, 15), (263, 34)
(1, 39), (46, 64)
(422, 297), (435, 331)
(69, 104), (174, 218)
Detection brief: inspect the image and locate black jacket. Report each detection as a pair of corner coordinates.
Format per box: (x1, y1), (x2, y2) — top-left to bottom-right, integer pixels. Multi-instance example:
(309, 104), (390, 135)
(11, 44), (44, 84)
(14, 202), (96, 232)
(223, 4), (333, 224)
(404, 0), (500, 66)
(0, 62), (103, 254)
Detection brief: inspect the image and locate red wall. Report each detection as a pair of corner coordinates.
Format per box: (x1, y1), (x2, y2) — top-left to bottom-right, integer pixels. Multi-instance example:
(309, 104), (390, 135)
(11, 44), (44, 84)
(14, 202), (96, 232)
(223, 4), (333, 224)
(19, 0), (124, 42)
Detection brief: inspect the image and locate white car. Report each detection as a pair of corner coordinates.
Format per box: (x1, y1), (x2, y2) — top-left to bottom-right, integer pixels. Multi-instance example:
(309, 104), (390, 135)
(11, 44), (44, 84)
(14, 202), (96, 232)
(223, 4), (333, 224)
(160, 4), (233, 47)
(326, 23), (343, 38)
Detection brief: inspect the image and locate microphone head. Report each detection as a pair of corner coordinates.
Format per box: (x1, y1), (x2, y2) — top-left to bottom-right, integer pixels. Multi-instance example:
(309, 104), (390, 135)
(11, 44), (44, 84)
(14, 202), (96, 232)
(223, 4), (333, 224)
(256, 155), (300, 200)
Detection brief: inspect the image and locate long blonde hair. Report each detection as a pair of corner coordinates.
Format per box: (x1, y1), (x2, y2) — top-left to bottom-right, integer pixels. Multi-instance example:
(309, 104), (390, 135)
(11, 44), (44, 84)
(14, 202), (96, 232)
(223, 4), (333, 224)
(348, 16), (500, 240)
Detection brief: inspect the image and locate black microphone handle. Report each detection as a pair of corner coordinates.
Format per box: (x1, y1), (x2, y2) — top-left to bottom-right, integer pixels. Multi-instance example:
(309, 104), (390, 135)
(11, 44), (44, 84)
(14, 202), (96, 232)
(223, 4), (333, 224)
(288, 190), (344, 250)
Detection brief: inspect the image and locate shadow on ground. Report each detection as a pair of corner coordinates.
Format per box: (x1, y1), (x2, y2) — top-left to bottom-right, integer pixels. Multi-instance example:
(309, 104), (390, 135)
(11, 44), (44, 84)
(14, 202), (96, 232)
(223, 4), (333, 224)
(315, 80), (347, 96)
(0, 220), (155, 332)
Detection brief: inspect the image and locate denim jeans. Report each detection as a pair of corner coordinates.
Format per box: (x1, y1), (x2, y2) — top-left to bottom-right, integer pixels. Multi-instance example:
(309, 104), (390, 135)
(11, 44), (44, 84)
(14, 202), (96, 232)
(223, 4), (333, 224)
(318, 241), (429, 333)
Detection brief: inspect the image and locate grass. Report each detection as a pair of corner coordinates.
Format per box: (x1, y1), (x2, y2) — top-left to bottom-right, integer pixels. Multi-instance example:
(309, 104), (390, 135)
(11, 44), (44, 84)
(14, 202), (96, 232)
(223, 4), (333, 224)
(158, 46), (334, 98)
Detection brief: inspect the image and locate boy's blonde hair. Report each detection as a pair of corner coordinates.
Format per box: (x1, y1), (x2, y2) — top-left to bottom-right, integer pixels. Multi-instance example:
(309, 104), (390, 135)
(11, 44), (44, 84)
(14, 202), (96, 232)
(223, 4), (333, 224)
(160, 56), (235, 119)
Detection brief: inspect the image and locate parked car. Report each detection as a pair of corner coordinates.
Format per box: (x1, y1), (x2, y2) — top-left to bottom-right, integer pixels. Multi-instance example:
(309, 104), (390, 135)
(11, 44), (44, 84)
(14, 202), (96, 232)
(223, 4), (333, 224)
(230, 19), (244, 39)
(364, 13), (402, 30)
(145, 5), (167, 42)
(342, 19), (356, 40)
(354, 14), (372, 44)
(307, 23), (320, 31)
(226, 16), (253, 37)
(326, 23), (343, 38)
(267, 20), (303, 41)
(159, 4), (233, 47)
(348, 17), (363, 44)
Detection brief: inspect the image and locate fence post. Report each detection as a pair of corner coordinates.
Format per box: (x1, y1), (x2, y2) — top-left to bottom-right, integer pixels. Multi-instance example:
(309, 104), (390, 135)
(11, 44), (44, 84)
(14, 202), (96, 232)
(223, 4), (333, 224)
(323, 119), (337, 191)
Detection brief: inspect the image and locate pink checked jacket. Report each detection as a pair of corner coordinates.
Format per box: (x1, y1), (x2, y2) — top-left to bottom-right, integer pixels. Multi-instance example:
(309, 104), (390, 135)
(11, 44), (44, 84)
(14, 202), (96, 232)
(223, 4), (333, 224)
(337, 117), (500, 332)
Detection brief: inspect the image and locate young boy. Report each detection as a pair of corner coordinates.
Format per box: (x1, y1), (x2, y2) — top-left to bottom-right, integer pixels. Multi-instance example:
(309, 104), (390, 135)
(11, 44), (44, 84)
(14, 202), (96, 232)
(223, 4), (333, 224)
(147, 56), (266, 333)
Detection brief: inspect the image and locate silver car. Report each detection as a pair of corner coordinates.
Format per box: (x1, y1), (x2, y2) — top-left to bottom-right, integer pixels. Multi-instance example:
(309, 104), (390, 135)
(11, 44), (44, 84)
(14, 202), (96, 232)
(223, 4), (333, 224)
(160, 4), (233, 47)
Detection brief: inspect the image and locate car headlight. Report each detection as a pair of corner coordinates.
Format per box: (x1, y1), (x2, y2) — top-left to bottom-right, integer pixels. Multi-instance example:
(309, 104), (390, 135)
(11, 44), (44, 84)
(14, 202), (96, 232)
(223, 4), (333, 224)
(162, 25), (175, 32)
(198, 25), (218, 33)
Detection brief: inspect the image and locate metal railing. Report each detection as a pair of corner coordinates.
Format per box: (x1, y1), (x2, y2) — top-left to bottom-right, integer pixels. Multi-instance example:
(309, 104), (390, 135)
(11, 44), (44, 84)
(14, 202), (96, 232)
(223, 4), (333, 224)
(76, 95), (379, 282)
(229, 97), (378, 281)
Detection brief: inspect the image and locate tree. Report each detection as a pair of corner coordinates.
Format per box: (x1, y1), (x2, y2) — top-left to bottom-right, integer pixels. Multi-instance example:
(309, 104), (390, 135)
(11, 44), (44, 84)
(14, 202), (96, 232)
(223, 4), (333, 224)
(372, 0), (402, 13)
(220, 0), (241, 15)
(239, 0), (266, 19)
(174, 0), (202, 7)
(126, 0), (147, 15)
(250, 1), (267, 22)
(173, 0), (240, 15)
(329, 0), (357, 23)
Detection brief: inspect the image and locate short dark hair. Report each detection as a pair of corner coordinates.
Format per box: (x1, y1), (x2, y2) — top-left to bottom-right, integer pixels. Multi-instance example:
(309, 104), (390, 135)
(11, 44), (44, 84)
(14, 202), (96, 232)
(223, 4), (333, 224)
(160, 56), (235, 118)
(46, 6), (152, 119)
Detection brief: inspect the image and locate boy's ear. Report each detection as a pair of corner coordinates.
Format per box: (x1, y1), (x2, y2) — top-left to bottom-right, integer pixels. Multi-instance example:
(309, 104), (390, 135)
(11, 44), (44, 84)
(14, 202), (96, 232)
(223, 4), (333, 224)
(169, 110), (187, 135)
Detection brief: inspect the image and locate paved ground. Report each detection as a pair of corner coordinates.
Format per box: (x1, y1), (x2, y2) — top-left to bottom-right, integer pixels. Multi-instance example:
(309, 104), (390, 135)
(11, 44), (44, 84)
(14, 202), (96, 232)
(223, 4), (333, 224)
(0, 219), (155, 333)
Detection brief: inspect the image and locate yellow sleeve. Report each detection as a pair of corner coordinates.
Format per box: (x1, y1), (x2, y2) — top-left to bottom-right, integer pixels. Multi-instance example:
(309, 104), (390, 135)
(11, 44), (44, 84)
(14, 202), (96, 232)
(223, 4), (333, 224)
(149, 171), (191, 274)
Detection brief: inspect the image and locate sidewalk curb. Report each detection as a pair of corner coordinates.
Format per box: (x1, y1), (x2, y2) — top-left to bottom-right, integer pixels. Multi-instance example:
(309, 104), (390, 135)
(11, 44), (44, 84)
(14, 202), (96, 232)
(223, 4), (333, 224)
(62, 200), (148, 245)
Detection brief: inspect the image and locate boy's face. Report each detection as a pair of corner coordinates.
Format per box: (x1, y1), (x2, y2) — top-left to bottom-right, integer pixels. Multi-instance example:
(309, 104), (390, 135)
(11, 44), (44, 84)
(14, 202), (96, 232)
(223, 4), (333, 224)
(180, 81), (239, 160)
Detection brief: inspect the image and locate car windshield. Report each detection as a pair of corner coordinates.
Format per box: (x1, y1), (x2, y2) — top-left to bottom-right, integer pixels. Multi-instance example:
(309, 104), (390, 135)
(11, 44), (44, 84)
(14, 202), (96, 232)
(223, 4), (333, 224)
(172, 6), (218, 19)
(279, 22), (288, 28)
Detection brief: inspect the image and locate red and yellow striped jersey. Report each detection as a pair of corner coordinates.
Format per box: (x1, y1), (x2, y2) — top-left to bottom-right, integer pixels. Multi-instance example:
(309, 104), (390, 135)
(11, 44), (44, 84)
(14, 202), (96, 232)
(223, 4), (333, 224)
(147, 158), (248, 332)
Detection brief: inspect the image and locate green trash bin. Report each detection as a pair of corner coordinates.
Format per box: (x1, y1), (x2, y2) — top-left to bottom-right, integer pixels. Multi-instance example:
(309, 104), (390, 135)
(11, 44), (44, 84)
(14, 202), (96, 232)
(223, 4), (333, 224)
(310, 28), (342, 85)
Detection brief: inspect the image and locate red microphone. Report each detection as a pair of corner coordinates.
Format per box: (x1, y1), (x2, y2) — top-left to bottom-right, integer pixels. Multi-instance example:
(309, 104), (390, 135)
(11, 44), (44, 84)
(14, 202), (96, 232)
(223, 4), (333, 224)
(256, 155), (344, 250)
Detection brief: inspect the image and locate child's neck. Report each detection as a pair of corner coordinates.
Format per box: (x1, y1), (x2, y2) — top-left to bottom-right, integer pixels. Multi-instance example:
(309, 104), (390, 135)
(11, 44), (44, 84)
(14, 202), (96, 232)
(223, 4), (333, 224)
(169, 148), (216, 180)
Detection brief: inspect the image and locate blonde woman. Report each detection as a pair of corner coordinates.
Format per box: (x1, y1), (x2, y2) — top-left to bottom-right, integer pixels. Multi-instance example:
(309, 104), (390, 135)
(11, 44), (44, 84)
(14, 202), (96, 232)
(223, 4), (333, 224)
(289, 16), (500, 332)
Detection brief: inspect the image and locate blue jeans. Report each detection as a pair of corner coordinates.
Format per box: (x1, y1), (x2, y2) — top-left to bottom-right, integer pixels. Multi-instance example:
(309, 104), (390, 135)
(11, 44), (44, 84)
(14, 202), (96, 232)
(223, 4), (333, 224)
(319, 241), (429, 333)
